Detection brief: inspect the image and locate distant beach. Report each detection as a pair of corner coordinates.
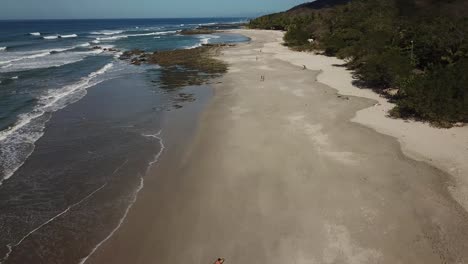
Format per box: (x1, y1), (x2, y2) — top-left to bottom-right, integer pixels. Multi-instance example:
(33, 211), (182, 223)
(83, 29), (468, 264)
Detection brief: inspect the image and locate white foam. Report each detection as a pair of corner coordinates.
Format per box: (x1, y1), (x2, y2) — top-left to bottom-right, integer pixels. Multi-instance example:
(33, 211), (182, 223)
(90, 30), (124, 35)
(59, 34), (78, 38)
(96, 31), (177, 41)
(0, 48), (100, 72)
(185, 43), (202, 49)
(0, 62), (114, 183)
(42, 35), (59, 40)
(0, 183), (108, 264)
(199, 34), (220, 43)
(0, 50), (55, 65)
(126, 31), (178, 37)
(198, 22), (216, 26)
(185, 34), (220, 49)
(96, 35), (128, 41)
(11, 76), (18, 80)
(78, 43), (91, 47)
(30, 32), (41, 36)
(79, 131), (165, 264)
(0, 47), (6, 52)
(201, 37), (211, 45)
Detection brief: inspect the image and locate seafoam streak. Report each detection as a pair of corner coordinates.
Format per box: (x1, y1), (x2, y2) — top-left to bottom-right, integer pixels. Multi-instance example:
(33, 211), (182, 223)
(0, 183), (108, 264)
(0, 46), (84, 65)
(90, 30), (124, 36)
(79, 131), (165, 264)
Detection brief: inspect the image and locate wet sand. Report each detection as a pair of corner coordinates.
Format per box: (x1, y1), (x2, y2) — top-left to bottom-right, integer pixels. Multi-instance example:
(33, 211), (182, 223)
(86, 30), (468, 264)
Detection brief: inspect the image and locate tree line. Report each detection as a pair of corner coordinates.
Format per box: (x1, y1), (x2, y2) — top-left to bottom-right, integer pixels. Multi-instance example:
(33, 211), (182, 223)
(249, 0), (468, 127)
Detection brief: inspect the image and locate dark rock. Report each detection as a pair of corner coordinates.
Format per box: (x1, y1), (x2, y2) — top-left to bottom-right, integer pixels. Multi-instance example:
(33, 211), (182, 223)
(130, 58), (141, 65)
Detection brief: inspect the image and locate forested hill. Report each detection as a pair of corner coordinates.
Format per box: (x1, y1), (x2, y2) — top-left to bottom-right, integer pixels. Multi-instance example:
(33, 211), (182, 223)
(249, 0), (468, 127)
(287, 0), (351, 13)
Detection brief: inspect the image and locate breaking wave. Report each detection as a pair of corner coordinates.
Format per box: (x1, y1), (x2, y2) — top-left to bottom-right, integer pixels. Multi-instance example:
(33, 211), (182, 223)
(0, 63), (114, 184)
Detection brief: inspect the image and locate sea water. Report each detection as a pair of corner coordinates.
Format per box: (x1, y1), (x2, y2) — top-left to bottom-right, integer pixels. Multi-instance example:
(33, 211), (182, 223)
(0, 18), (248, 264)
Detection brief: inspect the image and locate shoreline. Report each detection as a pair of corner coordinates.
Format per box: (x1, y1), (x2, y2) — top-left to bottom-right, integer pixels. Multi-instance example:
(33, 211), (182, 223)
(82, 84), (215, 264)
(86, 29), (468, 263)
(233, 29), (468, 212)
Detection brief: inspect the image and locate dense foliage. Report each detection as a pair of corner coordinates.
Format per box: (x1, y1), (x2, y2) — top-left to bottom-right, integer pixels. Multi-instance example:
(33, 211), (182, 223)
(249, 0), (468, 126)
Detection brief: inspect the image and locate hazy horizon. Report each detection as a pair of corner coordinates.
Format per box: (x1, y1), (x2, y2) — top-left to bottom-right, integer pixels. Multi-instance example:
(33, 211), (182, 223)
(0, 0), (310, 20)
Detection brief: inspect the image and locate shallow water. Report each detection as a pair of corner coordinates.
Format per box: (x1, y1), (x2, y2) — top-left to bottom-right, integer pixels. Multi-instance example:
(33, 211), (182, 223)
(0, 18), (248, 263)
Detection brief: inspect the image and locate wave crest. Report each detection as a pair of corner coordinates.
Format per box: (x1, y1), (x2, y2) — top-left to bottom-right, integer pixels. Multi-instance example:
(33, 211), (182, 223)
(42, 35), (59, 40)
(0, 62), (114, 183)
(60, 34), (78, 38)
(90, 30), (124, 35)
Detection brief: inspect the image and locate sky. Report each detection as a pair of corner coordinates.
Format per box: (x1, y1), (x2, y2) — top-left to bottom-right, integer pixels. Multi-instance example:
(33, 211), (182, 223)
(0, 0), (311, 20)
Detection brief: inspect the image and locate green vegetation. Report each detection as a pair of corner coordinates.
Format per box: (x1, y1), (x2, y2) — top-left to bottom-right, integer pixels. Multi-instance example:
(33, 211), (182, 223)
(249, 0), (468, 126)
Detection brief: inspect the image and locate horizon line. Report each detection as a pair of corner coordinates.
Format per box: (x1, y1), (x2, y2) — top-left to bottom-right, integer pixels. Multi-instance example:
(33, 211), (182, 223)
(0, 16), (257, 22)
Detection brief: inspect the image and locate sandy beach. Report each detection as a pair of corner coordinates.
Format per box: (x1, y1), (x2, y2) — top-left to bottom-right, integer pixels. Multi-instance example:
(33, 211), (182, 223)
(85, 29), (468, 264)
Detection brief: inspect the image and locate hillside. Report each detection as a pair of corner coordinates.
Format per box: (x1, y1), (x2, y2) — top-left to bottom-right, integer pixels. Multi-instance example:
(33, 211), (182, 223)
(248, 0), (468, 126)
(287, 0), (350, 12)
(248, 0), (350, 30)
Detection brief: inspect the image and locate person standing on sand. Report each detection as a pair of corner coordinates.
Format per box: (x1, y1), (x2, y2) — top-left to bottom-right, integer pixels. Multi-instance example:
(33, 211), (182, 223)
(214, 258), (225, 264)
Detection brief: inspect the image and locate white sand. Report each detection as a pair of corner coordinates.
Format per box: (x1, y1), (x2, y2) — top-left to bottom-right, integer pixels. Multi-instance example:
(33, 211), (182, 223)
(87, 29), (468, 264)
(232, 29), (468, 212)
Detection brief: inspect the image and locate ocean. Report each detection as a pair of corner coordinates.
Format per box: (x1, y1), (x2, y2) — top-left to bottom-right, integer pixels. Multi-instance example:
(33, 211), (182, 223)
(0, 18), (248, 263)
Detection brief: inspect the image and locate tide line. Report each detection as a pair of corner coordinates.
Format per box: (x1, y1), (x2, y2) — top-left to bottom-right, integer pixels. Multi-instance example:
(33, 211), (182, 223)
(79, 130), (164, 264)
(0, 183), (108, 264)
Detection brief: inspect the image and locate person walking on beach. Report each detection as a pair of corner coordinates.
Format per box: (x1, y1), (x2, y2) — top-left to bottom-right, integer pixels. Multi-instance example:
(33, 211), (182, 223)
(214, 258), (225, 264)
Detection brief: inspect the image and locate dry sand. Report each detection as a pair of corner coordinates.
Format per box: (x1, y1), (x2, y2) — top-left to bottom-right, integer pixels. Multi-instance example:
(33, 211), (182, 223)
(86, 29), (468, 264)
(242, 29), (468, 213)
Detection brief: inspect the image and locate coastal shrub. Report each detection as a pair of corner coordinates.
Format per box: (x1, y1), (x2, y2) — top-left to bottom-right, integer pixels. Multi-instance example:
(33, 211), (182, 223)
(284, 25), (311, 46)
(354, 48), (412, 89)
(394, 60), (468, 124)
